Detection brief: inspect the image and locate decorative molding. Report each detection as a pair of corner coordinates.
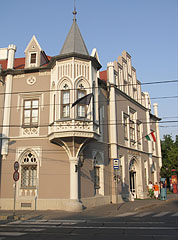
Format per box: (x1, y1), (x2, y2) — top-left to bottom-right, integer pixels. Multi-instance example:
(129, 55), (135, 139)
(21, 127), (39, 137)
(39, 71), (51, 76)
(14, 74), (25, 79)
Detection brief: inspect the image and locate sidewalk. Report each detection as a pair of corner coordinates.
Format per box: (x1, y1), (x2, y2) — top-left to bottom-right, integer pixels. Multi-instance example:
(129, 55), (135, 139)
(0, 193), (177, 221)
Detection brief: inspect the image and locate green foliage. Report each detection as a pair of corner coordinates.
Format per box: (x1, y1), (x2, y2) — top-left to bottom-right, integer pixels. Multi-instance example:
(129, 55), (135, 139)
(160, 134), (178, 178)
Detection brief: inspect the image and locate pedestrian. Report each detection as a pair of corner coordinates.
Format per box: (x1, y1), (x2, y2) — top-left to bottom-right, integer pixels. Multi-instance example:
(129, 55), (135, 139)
(148, 181), (154, 198)
(153, 182), (159, 199)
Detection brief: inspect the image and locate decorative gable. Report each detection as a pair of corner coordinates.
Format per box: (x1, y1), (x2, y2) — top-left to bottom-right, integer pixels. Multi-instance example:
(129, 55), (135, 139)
(24, 35), (49, 68)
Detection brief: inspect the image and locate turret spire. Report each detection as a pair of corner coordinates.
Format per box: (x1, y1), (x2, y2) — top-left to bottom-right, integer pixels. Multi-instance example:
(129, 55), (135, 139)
(60, 0), (89, 56)
(73, 0), (77, 21)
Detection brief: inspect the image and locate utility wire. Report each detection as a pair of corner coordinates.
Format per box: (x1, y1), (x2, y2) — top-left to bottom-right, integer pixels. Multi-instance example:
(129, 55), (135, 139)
(0, 95), (177, 111)
(0, 120), (178, 128)
(0, 79), (177, 96)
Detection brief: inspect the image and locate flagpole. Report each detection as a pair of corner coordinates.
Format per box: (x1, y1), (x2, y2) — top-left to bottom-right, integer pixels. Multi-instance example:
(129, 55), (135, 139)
(133, 131), (155, 145)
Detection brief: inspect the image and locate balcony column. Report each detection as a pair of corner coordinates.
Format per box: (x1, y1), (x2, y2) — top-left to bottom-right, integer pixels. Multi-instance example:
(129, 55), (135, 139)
(69, 156), (83, 211)
(70, 157), (79, 200)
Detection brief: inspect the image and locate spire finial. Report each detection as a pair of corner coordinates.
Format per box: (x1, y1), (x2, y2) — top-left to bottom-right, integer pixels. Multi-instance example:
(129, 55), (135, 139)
(72, 0), (77, 21)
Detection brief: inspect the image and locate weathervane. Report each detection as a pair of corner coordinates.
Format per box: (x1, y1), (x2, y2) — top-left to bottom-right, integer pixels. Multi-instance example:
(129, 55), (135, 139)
(73, 0), (77, 21)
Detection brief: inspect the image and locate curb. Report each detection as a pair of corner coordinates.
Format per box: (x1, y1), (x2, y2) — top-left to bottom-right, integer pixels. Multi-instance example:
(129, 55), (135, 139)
(134, 197), (178, 211)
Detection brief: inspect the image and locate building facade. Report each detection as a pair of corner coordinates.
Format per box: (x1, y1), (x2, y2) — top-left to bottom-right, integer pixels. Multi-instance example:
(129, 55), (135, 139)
(0, 14), (162, 211)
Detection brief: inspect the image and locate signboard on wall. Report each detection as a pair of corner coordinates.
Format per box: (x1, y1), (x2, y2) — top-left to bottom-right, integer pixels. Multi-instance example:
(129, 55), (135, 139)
(113, 159), (119, 169)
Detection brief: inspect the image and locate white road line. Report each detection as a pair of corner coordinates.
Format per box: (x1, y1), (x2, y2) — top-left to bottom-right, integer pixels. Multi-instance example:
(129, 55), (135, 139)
(57, 226), (178, 230)
(172, 212), (178, 217)
(153, 212), (170, 217)
(24, 228), (45, 232)
(0, 232), (26, 236)
(117, 212), (136, 217)
(134, 212), (153, 217)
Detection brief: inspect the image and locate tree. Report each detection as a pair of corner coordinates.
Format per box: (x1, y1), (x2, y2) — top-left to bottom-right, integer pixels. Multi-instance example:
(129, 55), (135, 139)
(160, 134), (178, 178)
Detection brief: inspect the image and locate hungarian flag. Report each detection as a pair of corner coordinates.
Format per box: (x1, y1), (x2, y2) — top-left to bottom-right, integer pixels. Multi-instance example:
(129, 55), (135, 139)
(145, 131), (156, 142)
(71, 93), (93, 108)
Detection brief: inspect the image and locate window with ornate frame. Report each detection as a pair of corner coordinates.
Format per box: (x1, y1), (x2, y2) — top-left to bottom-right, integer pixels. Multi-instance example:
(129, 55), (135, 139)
(129, 109), (136, 142)
(123, 113), (129, 140)
(21, 152), (37, 189)
(23, 99), (39, 127)
(61, 84), (70, 118)
(137, 121), (142, 146)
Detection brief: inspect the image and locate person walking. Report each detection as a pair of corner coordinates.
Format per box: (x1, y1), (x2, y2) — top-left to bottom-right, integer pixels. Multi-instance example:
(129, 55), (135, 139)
(153, 182), (159, 199)
(148, 181), (154, 198)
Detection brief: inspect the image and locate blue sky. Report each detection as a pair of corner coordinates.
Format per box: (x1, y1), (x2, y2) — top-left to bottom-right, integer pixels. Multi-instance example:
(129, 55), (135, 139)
(0, 0), (177, 140)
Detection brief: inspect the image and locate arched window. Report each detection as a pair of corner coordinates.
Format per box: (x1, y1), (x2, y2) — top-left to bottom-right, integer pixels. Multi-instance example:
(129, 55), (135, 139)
(61, 83), (70, 118)
(21, 151), (37, 189)
(77, 83), (86, 118)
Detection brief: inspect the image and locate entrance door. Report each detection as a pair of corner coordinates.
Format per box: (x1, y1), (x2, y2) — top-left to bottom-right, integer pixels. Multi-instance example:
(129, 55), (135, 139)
(130, 171), (136, 198)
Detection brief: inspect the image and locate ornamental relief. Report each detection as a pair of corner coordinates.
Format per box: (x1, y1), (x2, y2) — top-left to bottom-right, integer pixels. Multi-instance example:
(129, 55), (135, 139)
(26, 76), (36, 85)
(22, 127), (39, 136)
(58, 62), (89, 81)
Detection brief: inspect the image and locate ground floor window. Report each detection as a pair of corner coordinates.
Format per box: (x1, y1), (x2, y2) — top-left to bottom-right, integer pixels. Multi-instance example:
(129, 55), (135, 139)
(21, 151), (37, 189)
(94, 166), (100, 191)
(21, 165), (37, 188)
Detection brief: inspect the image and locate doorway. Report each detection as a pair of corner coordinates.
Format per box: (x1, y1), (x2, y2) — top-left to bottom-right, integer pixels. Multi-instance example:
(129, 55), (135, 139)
(130, 171), (136, 198)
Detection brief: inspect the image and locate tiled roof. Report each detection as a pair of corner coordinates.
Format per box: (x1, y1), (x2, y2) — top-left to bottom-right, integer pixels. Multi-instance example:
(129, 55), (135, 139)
(0, 56), (51, 70)
(100, 70), (107, 82)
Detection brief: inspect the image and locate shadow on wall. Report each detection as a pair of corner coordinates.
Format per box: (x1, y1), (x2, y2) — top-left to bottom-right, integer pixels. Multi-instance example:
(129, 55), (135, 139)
(120, 179), (130, 202)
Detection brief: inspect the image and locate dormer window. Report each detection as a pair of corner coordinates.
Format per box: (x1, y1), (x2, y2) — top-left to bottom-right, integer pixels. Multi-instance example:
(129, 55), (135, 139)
(30, 53), (37, 65)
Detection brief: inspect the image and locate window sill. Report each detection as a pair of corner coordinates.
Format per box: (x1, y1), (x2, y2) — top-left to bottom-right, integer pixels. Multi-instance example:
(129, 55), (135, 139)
(22, 125), (38, 128)
(20, 187), (36, 190)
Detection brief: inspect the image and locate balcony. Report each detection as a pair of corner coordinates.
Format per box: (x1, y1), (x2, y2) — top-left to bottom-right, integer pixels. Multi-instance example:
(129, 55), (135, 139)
(48, 119), (100, 141)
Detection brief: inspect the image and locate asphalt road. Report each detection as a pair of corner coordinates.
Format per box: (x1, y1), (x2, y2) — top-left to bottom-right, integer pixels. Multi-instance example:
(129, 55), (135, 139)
(0, 200), (178, 240)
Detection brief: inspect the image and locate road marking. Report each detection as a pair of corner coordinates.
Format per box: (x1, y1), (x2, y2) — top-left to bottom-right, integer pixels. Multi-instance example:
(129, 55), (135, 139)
(24, 228), (45, 232)
(116, 212), (136, 217)
(172, 212), (178, 217)
(134, 212), (153, 217)
(0, 232), (26, 236)
(153, 212), (170, 217)
(57, 226), (178, 230)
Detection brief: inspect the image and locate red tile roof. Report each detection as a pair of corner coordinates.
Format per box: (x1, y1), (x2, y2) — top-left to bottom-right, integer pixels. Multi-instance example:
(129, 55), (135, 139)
(100, 70), (107, 82)
(14, 58), (25, 69)
(0, 59), (7, 70)
(0, 56), (51, 70)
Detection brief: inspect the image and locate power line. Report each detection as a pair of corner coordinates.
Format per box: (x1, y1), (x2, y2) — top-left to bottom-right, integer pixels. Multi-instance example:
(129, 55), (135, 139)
(0, 120), (177, 128)
(0, 95), (177, 111)
(0, 79), (177, 96)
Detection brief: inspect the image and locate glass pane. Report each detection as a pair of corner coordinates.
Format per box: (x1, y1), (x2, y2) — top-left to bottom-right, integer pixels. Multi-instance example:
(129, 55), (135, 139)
(78, 90), (85, 99)
(63, 105), (69, 117)
(30, 53), (36, 64)
(32, 100), (38, 108)
(63, 92), (69, 104)
(24, 117), (30, 125)
(24, 110), (30, 117)
(24, 101), (31, 109)
(78, 105), (85, 117)
(32, 109), (38, 117)
(32, 117), (38, 124)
